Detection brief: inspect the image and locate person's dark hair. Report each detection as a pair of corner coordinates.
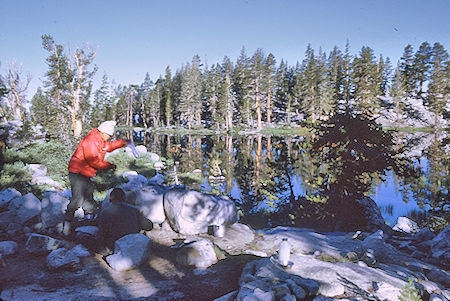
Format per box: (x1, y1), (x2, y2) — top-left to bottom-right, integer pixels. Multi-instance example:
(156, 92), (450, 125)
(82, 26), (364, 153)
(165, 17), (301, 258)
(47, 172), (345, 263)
(109, 188), (125, 203)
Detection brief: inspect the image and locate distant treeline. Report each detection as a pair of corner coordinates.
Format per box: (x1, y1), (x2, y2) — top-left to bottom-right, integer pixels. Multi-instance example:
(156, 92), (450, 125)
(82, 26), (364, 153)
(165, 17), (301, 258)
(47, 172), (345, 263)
(0, 35), (448, 142)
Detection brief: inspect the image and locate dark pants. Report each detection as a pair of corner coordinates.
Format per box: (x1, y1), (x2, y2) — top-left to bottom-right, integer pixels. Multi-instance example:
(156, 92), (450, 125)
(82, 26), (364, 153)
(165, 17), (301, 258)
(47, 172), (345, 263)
(66, 172), (97, 221)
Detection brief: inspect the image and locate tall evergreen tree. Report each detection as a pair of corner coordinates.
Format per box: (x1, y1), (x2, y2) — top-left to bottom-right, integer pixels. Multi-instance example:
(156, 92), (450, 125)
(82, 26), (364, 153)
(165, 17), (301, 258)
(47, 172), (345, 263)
(161, 66), (173, 127)
(378, 55), (392, 95)
(138, 73), (154, 128)
(342, 40), (353, 110)
(203, 63), (222, 129)
(273, 59), (290, 123)
(298, 44), (318, 123)
(389, 66), (408, 123)
(30, 87), (51, 127)
(90, 73), (113, 126)
(327, 46), (345, 112)
(179, 55), (203, 129)
(352, 46), (380, 117)
(264, 53), (277, 124)
(413, 41), (432, 95)
(426, 42), (449, 128)
(233, 47), (252, 125)
(249, 48), (266, 129)
(221, 57), (234, 131)
(41, 34), (73, 141)
(149, 79), (162, 127)
(399, 44), (416, 96)
(316, 48), (335, 120)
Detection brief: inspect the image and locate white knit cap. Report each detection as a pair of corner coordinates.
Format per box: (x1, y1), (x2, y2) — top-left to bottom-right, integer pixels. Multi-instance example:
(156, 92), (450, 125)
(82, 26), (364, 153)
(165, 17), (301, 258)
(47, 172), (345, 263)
(97, 120), (116, 136)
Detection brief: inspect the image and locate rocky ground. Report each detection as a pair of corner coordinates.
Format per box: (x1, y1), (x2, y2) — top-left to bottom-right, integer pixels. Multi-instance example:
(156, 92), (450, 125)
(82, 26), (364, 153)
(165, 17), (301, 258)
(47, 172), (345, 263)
(1, 223), (450, 301)
(0, 227), (259, 301)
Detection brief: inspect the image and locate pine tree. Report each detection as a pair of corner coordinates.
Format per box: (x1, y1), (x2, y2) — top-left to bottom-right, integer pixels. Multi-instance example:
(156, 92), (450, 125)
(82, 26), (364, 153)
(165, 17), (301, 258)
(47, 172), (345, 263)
(413, 42), (432, 95)
(179, 55), (203, 129)
(203, 63), (222, 129)
(264, 53), (277, 124)
(426, 42), (449, 128)
(290, 62), (304, 124)
(379, 55), (393, 95)
(298, 44), (319, 123)
(40, 34), (96, 140)
(342, 40), (353, 110)
(273, 59), (290, 123)
(233, 47), (252, 125)
(316, 48), (335, 120)
(90, 74), (112, 126)
(352, 46), (380, 117)
(399, 44), (416, 96)
(327, 46), (345, 113)
(138, 73), (154, 128)
(162, 66), (173, 127)
(41, 34), (73, 141)
(171, 69), (183, 126)
(149, 79), (162, 127)
(30, 87), (51, 127)
(249, 48), (266, 129)
(113, 84), (129, 126)
(221, 57), (234, 131)
(389, 66), (408, 124)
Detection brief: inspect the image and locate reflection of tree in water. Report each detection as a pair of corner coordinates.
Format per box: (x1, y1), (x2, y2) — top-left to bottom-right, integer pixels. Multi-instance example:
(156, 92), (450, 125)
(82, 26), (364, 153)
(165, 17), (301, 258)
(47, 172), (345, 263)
(140, 118), (446, 230)
(272, 113), (419, 231)
(232, 137), (260, 225)
(410, 131), (449, 222)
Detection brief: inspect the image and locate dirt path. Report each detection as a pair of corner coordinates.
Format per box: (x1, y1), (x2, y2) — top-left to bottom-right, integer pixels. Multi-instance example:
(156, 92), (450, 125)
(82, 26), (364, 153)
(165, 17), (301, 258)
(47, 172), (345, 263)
(0, 230), (259, 301)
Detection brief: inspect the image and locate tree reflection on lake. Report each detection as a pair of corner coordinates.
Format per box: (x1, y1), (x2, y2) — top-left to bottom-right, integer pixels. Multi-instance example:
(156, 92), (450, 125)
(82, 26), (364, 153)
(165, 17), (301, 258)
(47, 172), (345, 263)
(139, 126), (448, 228)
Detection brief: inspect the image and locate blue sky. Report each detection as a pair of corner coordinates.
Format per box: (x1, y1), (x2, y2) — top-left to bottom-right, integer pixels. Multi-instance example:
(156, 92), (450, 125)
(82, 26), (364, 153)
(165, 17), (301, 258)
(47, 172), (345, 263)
(1, 0), (449, 98)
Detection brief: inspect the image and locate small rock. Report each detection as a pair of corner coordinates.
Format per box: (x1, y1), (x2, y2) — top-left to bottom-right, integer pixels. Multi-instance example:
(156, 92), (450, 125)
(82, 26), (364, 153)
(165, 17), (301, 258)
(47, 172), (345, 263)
(46, 248), (81, 271)
(0, 241), (19, 255)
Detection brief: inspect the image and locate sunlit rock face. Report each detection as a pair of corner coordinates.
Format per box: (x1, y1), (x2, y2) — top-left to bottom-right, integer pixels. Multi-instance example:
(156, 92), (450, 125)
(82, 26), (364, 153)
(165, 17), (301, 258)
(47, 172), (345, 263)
(163, 188), (239, 235)
(124, 185), (168, 225)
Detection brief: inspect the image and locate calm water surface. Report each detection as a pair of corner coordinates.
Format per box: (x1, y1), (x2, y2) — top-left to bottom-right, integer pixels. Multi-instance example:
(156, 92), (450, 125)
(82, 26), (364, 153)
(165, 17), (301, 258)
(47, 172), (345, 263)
(138, 131), (448, 226)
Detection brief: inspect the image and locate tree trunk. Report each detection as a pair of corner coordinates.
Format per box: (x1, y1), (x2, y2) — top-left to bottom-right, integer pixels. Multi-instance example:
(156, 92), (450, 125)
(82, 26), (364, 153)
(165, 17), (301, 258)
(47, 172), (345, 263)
(255, 79), (262, 129)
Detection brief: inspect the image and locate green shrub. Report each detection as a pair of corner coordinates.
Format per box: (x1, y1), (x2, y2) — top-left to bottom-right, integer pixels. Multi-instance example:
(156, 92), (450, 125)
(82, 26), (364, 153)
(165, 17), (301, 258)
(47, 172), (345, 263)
(21, 140), (73, 187)
(398, 278), (422, 301)
(0, 161), (32, 192)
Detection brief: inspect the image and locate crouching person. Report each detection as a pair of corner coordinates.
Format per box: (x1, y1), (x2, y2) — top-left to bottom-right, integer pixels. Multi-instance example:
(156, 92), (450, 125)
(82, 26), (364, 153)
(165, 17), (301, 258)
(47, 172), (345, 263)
(95, 188), (153, 256)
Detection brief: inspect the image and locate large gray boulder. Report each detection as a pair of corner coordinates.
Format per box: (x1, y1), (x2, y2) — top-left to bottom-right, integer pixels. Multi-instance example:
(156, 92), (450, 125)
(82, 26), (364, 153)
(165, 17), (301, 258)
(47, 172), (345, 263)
(163, 188), (238, 235)
(101, 185), (168, 225)
(40, 191), (70, 228)
(8, 193), (41, 225)
(123, 185), (168, 225)
(430, 225), (450, 266)
(0, 188), (21, 210)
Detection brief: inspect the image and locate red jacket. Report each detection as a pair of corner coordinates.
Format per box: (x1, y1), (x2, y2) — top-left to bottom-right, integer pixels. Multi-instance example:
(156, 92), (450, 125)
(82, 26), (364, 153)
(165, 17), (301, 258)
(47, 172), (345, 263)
(68, 128), (126, 178)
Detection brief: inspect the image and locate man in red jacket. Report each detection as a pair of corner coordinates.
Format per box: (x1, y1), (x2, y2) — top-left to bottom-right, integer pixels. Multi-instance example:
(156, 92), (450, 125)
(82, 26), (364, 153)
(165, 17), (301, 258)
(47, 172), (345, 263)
(63, 120), (129, 236)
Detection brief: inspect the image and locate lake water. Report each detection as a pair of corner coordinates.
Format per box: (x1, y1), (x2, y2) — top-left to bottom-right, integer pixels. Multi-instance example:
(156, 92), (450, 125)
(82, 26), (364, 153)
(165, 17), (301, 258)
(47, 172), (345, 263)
(139, 131), (447, 227)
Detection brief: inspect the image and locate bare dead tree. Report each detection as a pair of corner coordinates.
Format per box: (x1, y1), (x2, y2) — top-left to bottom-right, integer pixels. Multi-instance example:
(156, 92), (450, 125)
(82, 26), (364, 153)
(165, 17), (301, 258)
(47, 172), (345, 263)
(67, 45), (97, 137)
(4, 61), (32, 120)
